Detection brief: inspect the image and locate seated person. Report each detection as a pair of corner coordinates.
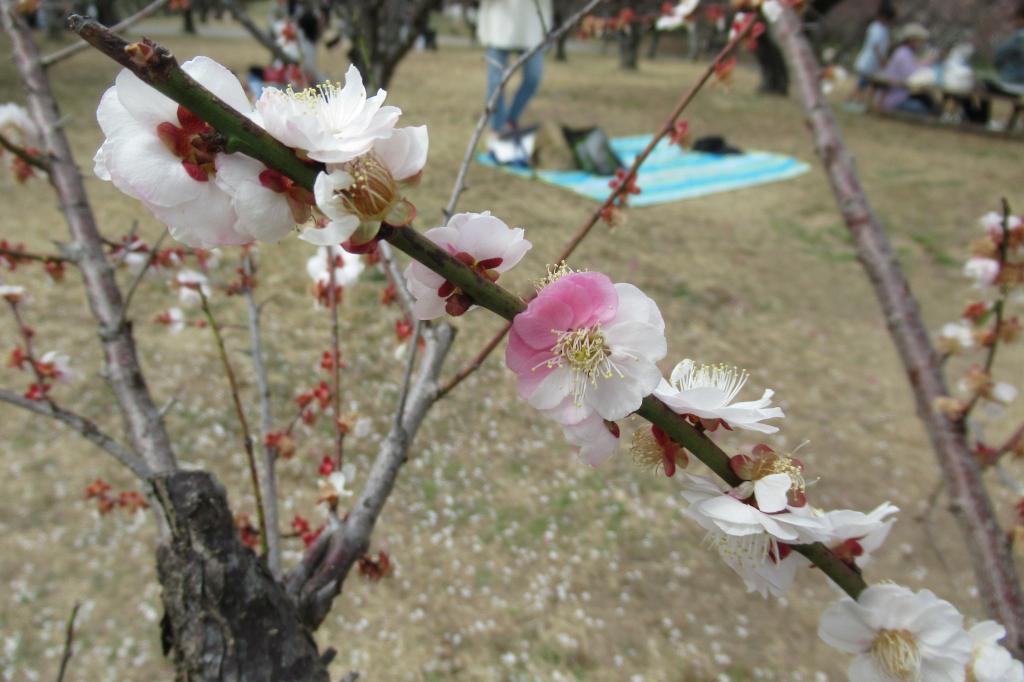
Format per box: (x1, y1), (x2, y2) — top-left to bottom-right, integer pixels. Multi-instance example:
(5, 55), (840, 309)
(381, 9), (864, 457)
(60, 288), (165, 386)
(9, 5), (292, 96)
(880, 23), (936, 115)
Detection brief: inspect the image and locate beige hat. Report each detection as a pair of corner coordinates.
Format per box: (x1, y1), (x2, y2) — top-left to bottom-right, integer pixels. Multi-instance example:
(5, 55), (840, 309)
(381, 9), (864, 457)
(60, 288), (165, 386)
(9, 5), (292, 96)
(898, 23), (930, 43)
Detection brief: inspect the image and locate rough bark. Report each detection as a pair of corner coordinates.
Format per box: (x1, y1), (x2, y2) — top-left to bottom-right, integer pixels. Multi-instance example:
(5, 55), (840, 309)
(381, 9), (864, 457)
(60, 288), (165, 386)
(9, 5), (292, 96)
(775, 7), (1024, 656)
(154, 471), (329, 682)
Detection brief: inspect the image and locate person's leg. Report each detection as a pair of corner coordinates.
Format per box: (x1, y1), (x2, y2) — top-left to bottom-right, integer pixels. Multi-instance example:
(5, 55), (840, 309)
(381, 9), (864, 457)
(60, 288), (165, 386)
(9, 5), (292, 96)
(505, 48), (545, 128)
(485, 47), (509, 132)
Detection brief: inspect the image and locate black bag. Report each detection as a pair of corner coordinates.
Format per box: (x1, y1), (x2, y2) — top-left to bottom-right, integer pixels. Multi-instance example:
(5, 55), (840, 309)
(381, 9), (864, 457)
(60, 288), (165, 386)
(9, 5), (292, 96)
(691, 135), (743, 155)
(561, 126), (625, 176)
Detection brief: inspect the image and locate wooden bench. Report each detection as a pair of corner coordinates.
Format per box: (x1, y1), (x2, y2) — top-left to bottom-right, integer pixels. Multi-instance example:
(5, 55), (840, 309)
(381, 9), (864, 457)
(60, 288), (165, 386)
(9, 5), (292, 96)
(862, 75), (1024, 138)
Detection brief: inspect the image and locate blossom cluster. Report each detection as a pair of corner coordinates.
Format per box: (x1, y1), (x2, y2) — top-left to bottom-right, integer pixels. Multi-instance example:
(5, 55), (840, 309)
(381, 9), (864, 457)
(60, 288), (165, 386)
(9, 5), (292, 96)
(0, 102), (42, 183)
(93, 58), (426, 251)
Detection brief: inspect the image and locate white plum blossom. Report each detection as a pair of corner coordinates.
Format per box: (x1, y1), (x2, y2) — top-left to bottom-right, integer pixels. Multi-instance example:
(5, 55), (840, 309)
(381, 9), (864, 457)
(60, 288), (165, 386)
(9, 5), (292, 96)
(678, 473), (830, 597)
(964, 257), (1000, 287)
(655, 0), (699, 30)
(0, 102), (41, 151)
(254, 65), (400, 165)
(0, 284), (26, 303)
(506, 271), (666, 425)
(38, 351), (73, 383)
(94, 57), (255, 248)
(561, 413), (621, 467)
(214, 152), (307, 243)
(821, 502), (899, 570)
(404, 211), (532, 320)
(328, 463), (356, 497)
(173, 269), (210, 307)
(968, 621), (1024, 682)
(303, 125), (428, 247)
(305, 245), (365, 289)
(980, 211), (1023, 240)
(818, 583), (971, 682)
(160, 307), (186, 334)
(654, 359), (784, 433)
(938, 320), (975, 351)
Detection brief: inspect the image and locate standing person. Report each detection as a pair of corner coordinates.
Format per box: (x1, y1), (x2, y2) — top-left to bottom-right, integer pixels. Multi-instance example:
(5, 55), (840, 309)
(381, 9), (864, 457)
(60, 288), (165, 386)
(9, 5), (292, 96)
(478, 0), (553, 137)
(846, 2), (896, 109)
(880, 23), (936, 115)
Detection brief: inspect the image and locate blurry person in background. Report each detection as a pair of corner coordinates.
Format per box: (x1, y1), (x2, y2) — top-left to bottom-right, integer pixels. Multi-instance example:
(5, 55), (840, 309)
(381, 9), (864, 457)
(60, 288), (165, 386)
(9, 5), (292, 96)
(845, 2), (896, 110)
(992, 1), (1024, 93)
(478, 0), (553, 138)
(880, 22), (937, 115)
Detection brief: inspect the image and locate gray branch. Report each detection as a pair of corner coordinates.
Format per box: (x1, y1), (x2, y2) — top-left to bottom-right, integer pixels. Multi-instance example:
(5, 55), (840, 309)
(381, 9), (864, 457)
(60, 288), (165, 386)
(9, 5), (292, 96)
(40, 0), (169, 68)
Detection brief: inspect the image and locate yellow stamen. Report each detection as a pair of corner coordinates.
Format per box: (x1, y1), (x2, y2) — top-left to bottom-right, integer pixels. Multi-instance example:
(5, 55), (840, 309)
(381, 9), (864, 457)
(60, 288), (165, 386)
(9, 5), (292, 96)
(869, 629), (920, 680)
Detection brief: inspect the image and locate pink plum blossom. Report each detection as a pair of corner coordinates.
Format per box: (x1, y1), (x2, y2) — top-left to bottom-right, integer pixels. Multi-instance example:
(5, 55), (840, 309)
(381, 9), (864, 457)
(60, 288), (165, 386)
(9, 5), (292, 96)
(93, 57), (254, 247)
(506, 271), (666, 424)
(404, 211), (531, 320)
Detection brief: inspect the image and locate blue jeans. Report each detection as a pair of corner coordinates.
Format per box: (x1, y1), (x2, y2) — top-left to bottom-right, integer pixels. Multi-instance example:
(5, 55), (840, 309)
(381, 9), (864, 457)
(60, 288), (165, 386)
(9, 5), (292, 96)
(485, 47), (545, 132)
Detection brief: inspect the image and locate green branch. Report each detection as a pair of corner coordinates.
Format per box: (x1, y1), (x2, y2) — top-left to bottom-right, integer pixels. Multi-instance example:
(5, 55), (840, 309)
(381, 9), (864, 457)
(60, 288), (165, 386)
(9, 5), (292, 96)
(68, 16), (867, 601)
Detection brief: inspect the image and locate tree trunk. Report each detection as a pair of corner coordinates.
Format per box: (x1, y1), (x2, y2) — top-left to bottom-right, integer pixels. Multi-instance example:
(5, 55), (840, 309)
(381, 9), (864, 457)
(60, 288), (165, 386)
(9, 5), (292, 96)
(618, 23), (641, 70)
(754, 30), (788, 95)
(155, 471), (331, 682)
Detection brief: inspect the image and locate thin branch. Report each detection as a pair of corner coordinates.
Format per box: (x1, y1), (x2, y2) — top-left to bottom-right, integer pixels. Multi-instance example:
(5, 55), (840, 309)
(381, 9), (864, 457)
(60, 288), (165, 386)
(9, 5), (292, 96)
(117, 228), (168, 326)
(197, 288), (268, 556)
(0, 387), (150, 478)
(438, 17), (758, 397)
(443, 0), (605, 218)
(774, 6), (1024, 654)
(0, 130), (50, 172)
(40, 0), (169, 68)
(997, 422), (1024, 458)
(0, 245), (74, 264)
(8, 298), (57, 409)
(394, 321), (421, 433)
(326, 248), (345, 468)
(378, 242), (416, 320)
(242, 252), (281, 578)
(4, 5), (177, 474)
(55, 602), (80, 682)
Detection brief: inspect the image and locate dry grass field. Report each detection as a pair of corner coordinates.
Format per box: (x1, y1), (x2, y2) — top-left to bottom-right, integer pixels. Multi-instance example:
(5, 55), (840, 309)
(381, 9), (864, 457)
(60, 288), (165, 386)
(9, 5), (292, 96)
(1, 12), (1023, 681)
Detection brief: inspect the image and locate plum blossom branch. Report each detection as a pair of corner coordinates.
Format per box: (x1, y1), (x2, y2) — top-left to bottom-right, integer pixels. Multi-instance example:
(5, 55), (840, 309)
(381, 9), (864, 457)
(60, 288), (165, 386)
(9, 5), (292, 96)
(326, 248), (345, 468)
(117, 228), (168, 325)
(0, 387), (151, 478)
(71, 14), (869, 608)
(0, 130), (49, 172)
(242, 252), (281, 577)
(773, 5), (1024, 655)
(443, 0), (605, 218)
(55, 601), (80, 682)
(0, 245), (74, 264)
(437, 16), (759, 397)
(196, 288), (268, 556)
(39, 0), (169, 68)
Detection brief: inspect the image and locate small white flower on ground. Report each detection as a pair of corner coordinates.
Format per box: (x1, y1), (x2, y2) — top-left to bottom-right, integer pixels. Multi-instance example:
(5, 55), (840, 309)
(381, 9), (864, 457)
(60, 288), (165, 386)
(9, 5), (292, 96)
(968, 621), (1024, 682)
(404, 211), (532, 320)
(93, 57), (254, 247)
(818, 583), (971, 682)
(506, 271), (666, 425)
(964, 257), (1000, 287)
(173, 269), (210, 307)
(654, 359), (784, 433)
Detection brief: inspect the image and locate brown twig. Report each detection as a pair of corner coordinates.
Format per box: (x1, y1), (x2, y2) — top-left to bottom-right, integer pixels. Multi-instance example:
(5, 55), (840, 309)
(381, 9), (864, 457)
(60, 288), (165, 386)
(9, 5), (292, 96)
(0, 245), (73, 264)
(443, 0), (606, 218)
(997, 423), (1024, 459)
(326, 248), (345, 468)
(775, 6), (1024, 654)
(437, 17), (757, 397)
(0, 130), (50, 172)
(40, 0), (169, 68)
(7, 298), (57, 408)
(197, 288), (268, 556)
(242, 252), (281, 577)
(116, 228), (168, 327)
(55, 602), (80, 682)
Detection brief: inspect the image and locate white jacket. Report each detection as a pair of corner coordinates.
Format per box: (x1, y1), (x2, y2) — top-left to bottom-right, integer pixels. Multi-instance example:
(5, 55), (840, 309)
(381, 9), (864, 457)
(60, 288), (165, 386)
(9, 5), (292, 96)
(477, 0), (554, 51)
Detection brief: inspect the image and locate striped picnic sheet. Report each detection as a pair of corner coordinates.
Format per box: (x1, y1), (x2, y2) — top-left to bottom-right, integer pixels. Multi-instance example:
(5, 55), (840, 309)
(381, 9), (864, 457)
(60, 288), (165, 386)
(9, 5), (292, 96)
(477, 133), (811, 207)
